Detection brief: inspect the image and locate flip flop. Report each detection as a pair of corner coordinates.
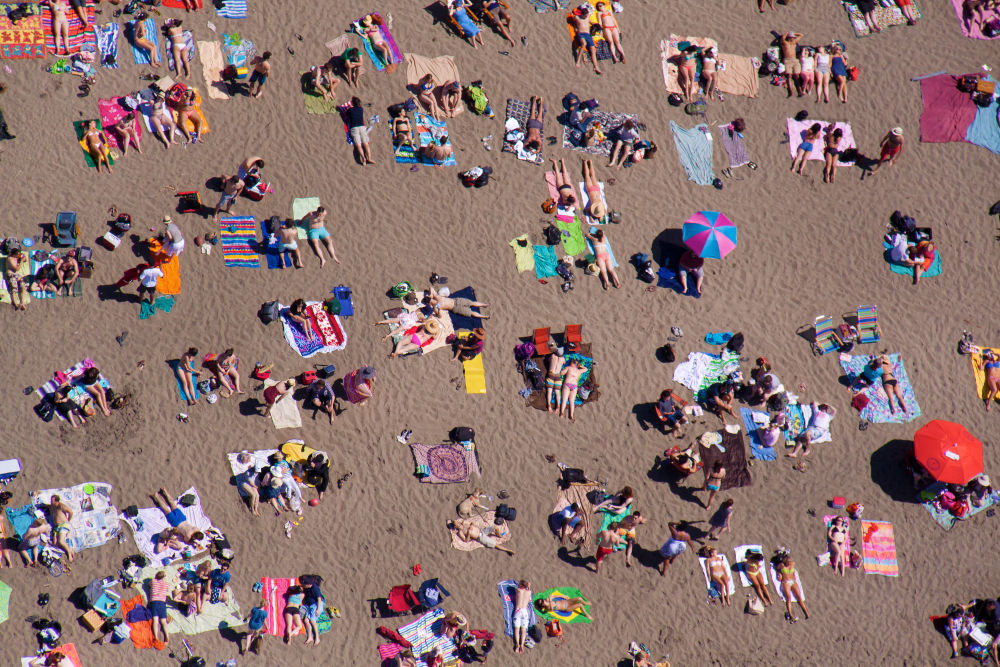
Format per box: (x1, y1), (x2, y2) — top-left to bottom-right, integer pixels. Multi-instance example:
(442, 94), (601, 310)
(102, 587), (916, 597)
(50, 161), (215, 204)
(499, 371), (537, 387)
(747, 161), (758, 170)
(287, 46), (295, 55)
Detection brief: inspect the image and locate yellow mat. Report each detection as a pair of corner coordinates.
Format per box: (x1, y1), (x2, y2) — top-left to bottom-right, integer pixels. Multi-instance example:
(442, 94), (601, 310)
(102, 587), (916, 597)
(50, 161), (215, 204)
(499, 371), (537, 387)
(459, 332), (486, 394)
(565, 0), (611, 46)
(971, 348), (1000, 402)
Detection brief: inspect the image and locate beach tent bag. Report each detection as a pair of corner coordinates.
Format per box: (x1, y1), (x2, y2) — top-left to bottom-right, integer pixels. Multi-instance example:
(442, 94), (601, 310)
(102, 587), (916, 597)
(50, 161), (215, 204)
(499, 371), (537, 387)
(258, 300), (280, 325)
(450, 426), (475, 443)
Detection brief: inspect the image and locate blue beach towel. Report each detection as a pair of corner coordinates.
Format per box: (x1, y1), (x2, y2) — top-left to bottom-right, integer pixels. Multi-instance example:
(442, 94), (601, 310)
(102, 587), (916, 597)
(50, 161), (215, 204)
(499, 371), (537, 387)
(96, 22), (119, 69)
(216, 0), (248, 19)
(586, 226), (618, 267)
(533, 244), (559, 279)
(448, 286), (483, 332)
(139, 295), (175, 319)
(883, 240), (942, 278)
(261, 219), (292, 270)
(670, 120), (715, 186)
(5, 504), (35, 538)
(705, 332), (733, 345)
(168, 359), (199, 403)
(741, 408), (777, 461)
(129, 18), (160, 66)
(840, 353), (922, 423)
(497, 579), (537, 636)
(965, 78), (1000, 156)
(415, 112), (457, 166)
(656, 266), (701, 298)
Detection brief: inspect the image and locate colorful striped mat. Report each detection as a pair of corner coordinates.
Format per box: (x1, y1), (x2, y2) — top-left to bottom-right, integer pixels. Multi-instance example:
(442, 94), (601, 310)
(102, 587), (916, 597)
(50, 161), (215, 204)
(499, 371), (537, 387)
(397, 609), (457, 666)
(42, 3), (95, 56)
(216, 0), (248, 19)
(219, 216), (260, 268)
(861, 519), (899, 577)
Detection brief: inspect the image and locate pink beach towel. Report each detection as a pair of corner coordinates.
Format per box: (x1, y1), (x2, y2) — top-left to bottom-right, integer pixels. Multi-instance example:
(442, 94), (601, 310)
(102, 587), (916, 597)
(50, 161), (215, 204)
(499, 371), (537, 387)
(918, 73), (978, 143)
(861, 520), (899, 577)
(786, 119), (856, 166)
(98, 98), (142, 152)
(951, 0), (1000, 39)
(821, 515), (851, 568)
(378, 643), (403, 660)
(543, 171), (577, 220)
(260, 576), (299, 637)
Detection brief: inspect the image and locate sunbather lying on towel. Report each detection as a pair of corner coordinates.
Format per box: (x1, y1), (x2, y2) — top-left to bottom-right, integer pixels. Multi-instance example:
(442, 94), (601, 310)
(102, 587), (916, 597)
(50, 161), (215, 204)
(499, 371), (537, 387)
(569, 5), (601, 75)
(27, 649), (74, 667)
(535, 591), (592, 618)
(827, 516), (849, 577)
(449, 516), (515, 555)
(550, 158), (579, 208)
(775, 551), (809, 622)
(582, 159), (606, 222)
(390, 318), (442, 358)
(700, 545), (732, 606)
(524, 96), (544, 153)
(210, 348), (244, 397)
(83, 119), (113, 175)
(787, 402), (836, 457)
(585, 229), (621, 291)
(857, 354), (908, 415)
(428, 285), (491, 319)
(559, 359), (587, 421)
(389, 105), (414, 147)
(373, 309), (426, 340)
(18, 518), (51, 567)
(310, 62), (339, 102)
(177, 88), (205, 144)
(452, 328), (486, 362)
(150, 487), (205, 553)
(47, 495), (75, 564)
(354, 14), (395, 65)
(978, 350), (1000, 411)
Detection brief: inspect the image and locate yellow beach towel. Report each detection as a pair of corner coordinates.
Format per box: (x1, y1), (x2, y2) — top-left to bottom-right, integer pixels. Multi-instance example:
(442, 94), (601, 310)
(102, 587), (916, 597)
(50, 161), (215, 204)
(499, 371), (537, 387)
(971, 348), (1000, 402)
(459, 332), (486, 394)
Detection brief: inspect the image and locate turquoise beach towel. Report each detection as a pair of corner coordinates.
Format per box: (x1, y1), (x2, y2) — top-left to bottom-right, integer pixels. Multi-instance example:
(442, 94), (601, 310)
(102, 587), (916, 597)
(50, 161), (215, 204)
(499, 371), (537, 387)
(129, 18), (160, 65)
(533, 244), (558, 278)
(670, 120), (715, 186)
(840, 353), (922, 423)
(965, 85), (1000, 156)
(883, 240), (942, 278)
(586, 226), (618, 267)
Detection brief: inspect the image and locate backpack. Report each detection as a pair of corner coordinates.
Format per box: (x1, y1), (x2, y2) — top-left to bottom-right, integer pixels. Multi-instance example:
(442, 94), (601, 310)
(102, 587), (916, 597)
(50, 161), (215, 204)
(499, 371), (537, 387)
(684, 100), (707, 116)
(258, 300), (280, 325)
(514, 341), (535, 361)
(527, 623), (543, 643)
(526, 367), (545, 391)
(726, 332), (745, 354)
(541, 198), (556, 214)
(561, 468), (588, 485)
(496, 503), (517, 521)
(450, 426), (475, 443)
(474, 166), (493, 188)
(35, 398), (55, 422)
(467, 85), (488, 115)
(545, 225), (562, 245)
(958, 331), (975, 355)
(545, 620), (563, 639)
(0, 237), (19, 255)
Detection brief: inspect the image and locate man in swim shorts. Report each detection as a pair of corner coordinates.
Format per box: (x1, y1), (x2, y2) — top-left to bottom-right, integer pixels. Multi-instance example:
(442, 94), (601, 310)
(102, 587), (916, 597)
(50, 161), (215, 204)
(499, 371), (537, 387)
(427, 284), (490, 319)
(570, 5), (601, 75)
(303, 207), (340, 267)
(213, 174), (245, 222)
(594, 522), (624, 574)
(513, 580), (532, 653)
(248, 51), (271, 99)
(276, 219), (304, 269)
(49, 495), (75, 564)
(780, 31), (803, 97)
(546, 347), (565, 413)
(151, 487), (205, 549)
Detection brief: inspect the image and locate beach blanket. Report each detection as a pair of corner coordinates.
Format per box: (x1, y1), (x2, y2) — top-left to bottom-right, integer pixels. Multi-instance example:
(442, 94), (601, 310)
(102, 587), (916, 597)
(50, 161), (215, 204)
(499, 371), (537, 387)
(219, 216), (260, 268)
(163, 0), (202, 7)
(502, 98), (544, 163)
(121, 593), (165, 650)
(414, 111), (457, 166)
(541, 352), (594, 408)
(95, 22), (119, 68)
(557, 218), (587, 256)
(670, 121), (715, 186)
(734, 545), (768, 587)
(786, 119), (856, 166)
(74, 119), (114, 169)
(921, 480), (1000, 529)
(884, 239), (942, 278)
(817, 515), (851, 569)
(165, 30), (195, 73)
(528, 0), (571, 12)
(843, 1), (920, 38)
(147, 239), (181, 295)
(446, 286), (483, 332)
(741, 408), (777, 461)
(565, 0), (614, 62)
(533, 587), (591, 623)
(5, 504), (34, 537)
(585, 224), (618, 267)
(398, 609), (457, 666)
(262, 378), (301, 429)
(966, 86), (1000, 155)
(840, 353), (921, 423)
(597, 504), (631, 550)
(509, 235), (535, 273)
(216, 0), (248, 19)
(672, 349), (740, 400)
(300, 70), (339, 115)
(30, 482), (118, 552)
(718, 124), (750, 168)
(919, 73), (979, 143)
(173, 87), (210, 137)
(137, 555), (243, 634)
(35, 358), (110, 421)
(292, 197), (320, 239)
(411, 443), (481, 483)
(127, 486), (213, 565)
(700, 555), (736, 600)
(27, 253), (84, 299)
(533, 244), (559, 279)
(390, 110), (419, 163)
(971, 348), (1000, 404)
(405, 53), (463, 117)
(128, 18), (159, 65)
(543, 171), (578, 218)
(168, 359), (198, 403)
(0, 253), (32, 306)
(278, 301), (347, 358)
(562, 110), (642, 157)
(42, 3), (94, 55)
(769, 564), (804, 602)
(952, 0), (1000, 38)
(549, 481), (599, 549)
(0, 4), (44, 58)
(699, 429), (752, 490)
(354, 13), (401, 71)
(325, 34), (351, 59)
(450, 510), (510, 551)
(498, 579), (538, 636)
(227, 448), (276, 482)
(20, 644), (82, 667)
(782, 402), (834, 444)
(260, 577), (297, 636)
(660, 35), (759, 98)
(459, 334), (487, 394)
(0, 580), (9, 625)
(198, 40), (229, 100)
(861, 519), (899, 577)
(97, 97), (142, 152)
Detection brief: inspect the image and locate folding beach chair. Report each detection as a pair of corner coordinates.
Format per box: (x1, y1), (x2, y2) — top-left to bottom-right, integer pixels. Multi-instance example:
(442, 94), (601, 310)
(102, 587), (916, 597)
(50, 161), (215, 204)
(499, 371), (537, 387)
(386, 584), (422, 616)
(55, 211), (79, 247)
(856, 305), (882, 345)
(563, 323), (583, 346)
(534, 327), (554, 355)
(811, 315), (842, 356)
(441, 0), (481, 38)
(417, 578), (451, 610)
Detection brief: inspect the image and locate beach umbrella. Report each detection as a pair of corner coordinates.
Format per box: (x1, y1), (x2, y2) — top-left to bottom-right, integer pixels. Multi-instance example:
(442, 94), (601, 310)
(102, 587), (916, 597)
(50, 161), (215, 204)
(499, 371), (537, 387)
(914, 419), (983, 485)
(682, 211), (738, 260)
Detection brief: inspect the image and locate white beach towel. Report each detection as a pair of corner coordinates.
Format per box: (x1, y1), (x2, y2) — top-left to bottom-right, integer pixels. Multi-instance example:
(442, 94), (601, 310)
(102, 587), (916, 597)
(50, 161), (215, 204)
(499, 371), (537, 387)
(31, 482), (119, 552)
(672, 351), (716, 392)
(264, 378), (301, 429)
(734, 544), (768, 587)
(770, 563), (805, 601)
(127, 486), (213, 565)
(699, 555), (736, 597)
(577, 180), (608, 223)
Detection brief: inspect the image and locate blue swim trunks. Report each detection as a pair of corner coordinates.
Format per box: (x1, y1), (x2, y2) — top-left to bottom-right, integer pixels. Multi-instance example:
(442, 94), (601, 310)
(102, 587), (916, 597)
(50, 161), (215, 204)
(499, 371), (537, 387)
(307, 226), (330, 241)
(577, 31), (595, 49)
(165, 508), (186, 527)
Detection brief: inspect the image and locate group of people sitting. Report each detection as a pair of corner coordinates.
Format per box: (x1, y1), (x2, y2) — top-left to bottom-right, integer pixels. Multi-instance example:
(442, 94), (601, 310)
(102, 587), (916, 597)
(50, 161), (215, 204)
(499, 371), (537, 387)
(146, 559), (233, 644)
(563, 94), (656, 168)
(374, 282), (490, 360)
(233, 449), (330, 517)
(2, 246), (80, 311)
(941, 597), (1000, 663)
(449, 490), (514, 555)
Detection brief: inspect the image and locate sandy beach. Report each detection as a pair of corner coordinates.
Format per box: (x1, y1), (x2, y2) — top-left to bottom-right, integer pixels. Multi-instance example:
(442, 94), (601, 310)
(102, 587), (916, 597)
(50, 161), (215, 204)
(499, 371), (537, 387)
(1, 0), (999, 665)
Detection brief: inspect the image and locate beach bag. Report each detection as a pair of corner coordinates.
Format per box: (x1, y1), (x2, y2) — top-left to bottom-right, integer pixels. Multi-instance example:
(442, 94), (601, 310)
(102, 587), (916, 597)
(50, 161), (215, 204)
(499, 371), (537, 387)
(467, 85), (488, 115)
(0, 237), (18, 255)
(527, 623), (543, 643)
(265, 216), (282, 237)
(684, 100), (706, 116)
(34, 398), (55, 422)
(496, 503), (517, 521)
(667, 93), (683, 107)
(561, 468), (588, 485)
(391, 281), (413, 298)
(541, 198), (556, 214)
(545, 225), (561, 245)
(770, 74), (785, 87)
(545, 620), (563, 642)
(847, 66), (859, 82)
(450, 426), (475, 443)
(514, 341), (535, 361)
(526, 367), (545, 391)
(958, 331), (975, 355)
(258, 300), (280, 325)
(745, 595), (765, 615)
(726, 332), (745, 354)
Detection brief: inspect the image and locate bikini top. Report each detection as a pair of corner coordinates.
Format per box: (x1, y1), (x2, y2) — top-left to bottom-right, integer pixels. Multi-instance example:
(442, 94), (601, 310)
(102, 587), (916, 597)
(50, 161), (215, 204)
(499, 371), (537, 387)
(745, 561), (760, 574)
(780, 565), (795, 576)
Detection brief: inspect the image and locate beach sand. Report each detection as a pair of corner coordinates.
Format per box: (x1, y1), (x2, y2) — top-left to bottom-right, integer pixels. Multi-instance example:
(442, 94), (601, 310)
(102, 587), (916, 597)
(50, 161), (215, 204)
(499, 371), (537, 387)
(0, 0), (998, 665)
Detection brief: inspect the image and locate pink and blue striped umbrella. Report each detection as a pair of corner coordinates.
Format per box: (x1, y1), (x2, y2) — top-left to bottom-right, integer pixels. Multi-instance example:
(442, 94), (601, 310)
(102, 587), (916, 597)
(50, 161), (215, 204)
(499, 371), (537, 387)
(682, 211), (737, 259)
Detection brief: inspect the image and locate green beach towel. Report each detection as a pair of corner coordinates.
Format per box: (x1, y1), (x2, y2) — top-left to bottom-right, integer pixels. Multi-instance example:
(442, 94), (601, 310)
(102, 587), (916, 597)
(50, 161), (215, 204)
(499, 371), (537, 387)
(292, 197), (321, 239)
(74, 119), (115, 169)
(508, 234), (535, 273)
(300, 72), (340, 115)
(558, 218), (587, 256)
(533, 587), (591, 624)
(0, 581), (10, 625)
(599, 503), (632, 551)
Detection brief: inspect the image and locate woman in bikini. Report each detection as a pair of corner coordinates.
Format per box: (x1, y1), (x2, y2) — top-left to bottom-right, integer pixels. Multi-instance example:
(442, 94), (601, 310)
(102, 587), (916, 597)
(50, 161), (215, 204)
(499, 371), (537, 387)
(166, 20), (190, 78)
(978, 349), (1000, 411)
(176, 89), (205, 144)
(175, 347), (200, 406)
(595, 2), (624, 64)
(701, 546), (732, 606)
(355, 14), (395, 65)
(827, 516), (849, 576)
(83, 119), (113, 175)
(585, 228), (621, 290)
(549, 158), (578, 208)
(132, 19), (160, 67)
(213, 348), (244, 397)
(283, 586), (305, 644)
(311, 62), (339, 102)
(45, 0), (72, 55)
(823, 126), (843, 184)
(111, 112), (142, 156)
(790, 122), (821, 175)
(703, 461), (725, 509)
(534, 593), (592, 620)
(523, 95), (544, 152)
(775, 553), (809, 621)
(876, 353), (908, 415)
(700, 46), (718, 100)
(815, 45), (831, 103)
(416, 74), (442, 120)
(581, 158), (606, 223)
(744, 551), (773, 606)
(389, 105), (413, 147)
(148, 91), (177, 148)
(678, 45), (699, 102)
(79, 366), (111, 416)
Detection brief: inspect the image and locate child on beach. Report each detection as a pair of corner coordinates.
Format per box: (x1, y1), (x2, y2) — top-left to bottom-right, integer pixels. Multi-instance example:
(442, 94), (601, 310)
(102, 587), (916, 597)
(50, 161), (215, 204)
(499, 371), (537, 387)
(241, 598), (267, 654)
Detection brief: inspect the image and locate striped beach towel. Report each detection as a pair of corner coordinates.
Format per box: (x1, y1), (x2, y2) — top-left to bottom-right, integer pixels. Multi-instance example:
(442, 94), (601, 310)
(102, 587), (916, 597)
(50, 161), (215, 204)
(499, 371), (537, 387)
(415, 112), (457, 166)
(42, 3), (95, 55)
(840, 353), (922, 423)
(497, 579), (538, 637)
(166, 30), (195, 72)
(398, 609), (457, 666)
(129, 18), (160, 65)
(216, 0), (248, 19)
(861, 520), (899, 577)
(219, 216), (260, 268)
(95, 22), (119, 68)
(259, 576), (297, 636)
(29, 256), (83, 299)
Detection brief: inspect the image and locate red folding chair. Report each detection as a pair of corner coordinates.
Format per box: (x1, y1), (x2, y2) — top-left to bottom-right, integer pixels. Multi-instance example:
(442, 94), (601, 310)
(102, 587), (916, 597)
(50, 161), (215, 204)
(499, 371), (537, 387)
(386, 584), (422, 616)
(533, 327), (554, 355)
(563, 323), (583, 345)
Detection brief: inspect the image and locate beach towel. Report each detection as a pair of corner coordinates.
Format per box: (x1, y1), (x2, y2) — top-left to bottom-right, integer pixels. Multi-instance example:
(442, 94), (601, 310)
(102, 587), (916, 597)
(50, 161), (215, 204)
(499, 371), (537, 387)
(578, 181), (608, 224)
(542, 352), (594, 408)
(27, 253), (84, 299)
(971, 348), (1000, 404)
(699, 428), (752, 489)
(528, 0), (570, 12)
(0, 4), (44, 58)
(218, 216), (260, 268)
(884, 239), (942, 278)
(533, 244), (559, 279)
(0, 580), (9, 625)
(354, 13), (401, 71)
(816, 515), (851, 569)
(919, 73), (979, 143)
(414, 111), (457, 166)
(136, 555), (243, 634)
(843, 1), (921, 37)
(168, 359), (199, 403)
(95, 22), (119, 68)
(450, 510), (510, 551)
(146, 239), (181, 295)
(670, 121), (715, 185)
(127, 486), (213, 565)
(921, 480), (1000, 529)
(660, 35), (759, 98)
(786, 119), (857, 165)
(498, 579), (537, 636)
(30, 482), (119, 552)
(163, 0), (202, 8)
(861, 519), (899, 577)
(734, 545), (768, 588)
(121, 593), (165, 650)
(5, 504), (34, 537)
(502, 98), (543, 163)
(36, 358), (110, 422)
(840, 353), (921, 423)
(42, 2), (94, 55)
(173, 87), (210, 137)
(533, 587), (591, 623)
(128, 18), (159, 65)
(672, 349), (740, 399)
(197, 40), (229, 99)
(782, 402), (834, 444)
(951, 0), (1000, 38)
(741, 408), (777, 461)
(446, 285), (483, 332)
(405, 53), (463, 117)
(97, 97), (142, 152)
(139, 295), (176, 318)
(325, 34), (351, 59)
(390, 111), (420, 163)
(550, 482), (600, 549)
(965, 85), (1000, 155)
(300, 70), (339, 115)
(264, 378), (302, 429)
(260, 219), (291, 270)
(411, 443), (481, 483)
(700, 555), (736, 600)
(216, 0), (248, 19)
(74, 119), (114, 169)
(769, 564), (804, 602)
(292, 197), (321, 239)
(562, 110), (642, 157)
(278, 301), (347, 358)
(718, 124), (750, 168)
(543, 170), (578, 218)
(509, 235), (535, 273)
(165, 30), (195, 73)
(557, 218), (587, 256)
(20, 644), (83, 667)
(461, 338), (487, 394)
(398, 609), (458, 666)
(0, 253), (31, 306)
(585, 224), (618, 267)
(228, 447), (276, 479)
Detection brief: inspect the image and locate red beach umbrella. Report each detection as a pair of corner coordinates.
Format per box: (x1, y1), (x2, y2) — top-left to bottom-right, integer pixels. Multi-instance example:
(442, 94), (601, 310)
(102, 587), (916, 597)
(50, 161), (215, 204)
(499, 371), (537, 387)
(913, 420), (984, 485)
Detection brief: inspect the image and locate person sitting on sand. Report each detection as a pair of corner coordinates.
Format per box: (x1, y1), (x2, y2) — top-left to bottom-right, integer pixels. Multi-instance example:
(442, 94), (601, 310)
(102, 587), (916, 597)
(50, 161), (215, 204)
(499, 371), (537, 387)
(656, 389), (688, 438)
(148, 91), (178, 148)
(442, 610), (468, 640)
(18, 517), (51, 567)
(48, 495), (75, 565)
(787, 402), (836, 457)
(664, 444), (701, 475)
(978, 350), (1000, 411)
(747, 358), (782, 406)
(341, 47), (363, 88)
(902, 240), (935, 285)
(449, 0), (484, 49)
(545, 347), (565, 412)
(310, 62), (338, 102)
(150, 487), (205, 553)
(306, 378), (336, 425)
(594, 521), (624, 574)
(79, 366), (111, 416)
(416, 74), (442, 120)
(131, 18), (160, 66)
(703, 381), (736, 421)
(428, 284), (491, 320)
(82, 119), (112, 175)
(344, 366), (376, 405)
(452, 328), (486, 362)
(262, 379), (294, 419)
(389, 105), (413, 147)
(585, 229), (621, 290)
(558, 359), (587, 421)
(4, 247), (28, 311)
(418, 136), (453, 169)
(535, 591), (592, 619)
(52, 386), (86, 428)
(677, 248), (705, 296)
(759, 412), (787, 450)
(775, 552), (809, 622)
(523, 95), (545, 153)
(609, 119), (640, 169)
(204, 561), (231, 608)
(288, 299), (315, 341)
(391, 318), (441, 357)
(440, 81), (462, 118)
(581, 158), (606, 223)
(52, 250), (79, 294)
(212, 348), (244, 397)
(354, 14), (394, 65)
(450, 515), (515, 555)
(700, 545), (732, 606)
(557, 503), (585, 544)
(791, 123), (821, 175)
(827, 516), (849, 577)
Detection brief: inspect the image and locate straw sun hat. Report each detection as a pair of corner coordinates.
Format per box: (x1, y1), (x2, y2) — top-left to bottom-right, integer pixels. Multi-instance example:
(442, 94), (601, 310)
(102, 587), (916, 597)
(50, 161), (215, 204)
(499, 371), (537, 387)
(423, 319), (441, 336)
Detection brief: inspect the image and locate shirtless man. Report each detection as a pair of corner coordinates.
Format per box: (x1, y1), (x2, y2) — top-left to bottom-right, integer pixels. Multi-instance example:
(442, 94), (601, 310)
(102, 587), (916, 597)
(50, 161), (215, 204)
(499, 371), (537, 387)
(570, 5), (601, 75)
(53, 250), (79, 294)
(18, 518), (51, 567)
(427, 284), (490, 319)
(4, 247), (28, 310)
(49, 495), (75, 564)
(277, 220), (304, 269)
(545, 347), (565, 413)
(213, 174), (244, 222)
(249, 51), (271, 99)
(780, 31), (804, 97)
(151, 487), (205, 553)
(559, 359), (586, 421)
(703, 546), (733, 606)
(512, 580), (532, 653)
(83, 119), (112, 175)
(450, 516), (515, 555)
(417, 137), (453, 170)
(303, 207), (340, 267)
(593, 521), (624, 574)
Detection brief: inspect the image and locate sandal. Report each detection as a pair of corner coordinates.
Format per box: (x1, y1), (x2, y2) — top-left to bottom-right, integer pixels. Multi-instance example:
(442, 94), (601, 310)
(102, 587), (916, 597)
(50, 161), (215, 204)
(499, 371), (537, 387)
(747, 161), (758, 171)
